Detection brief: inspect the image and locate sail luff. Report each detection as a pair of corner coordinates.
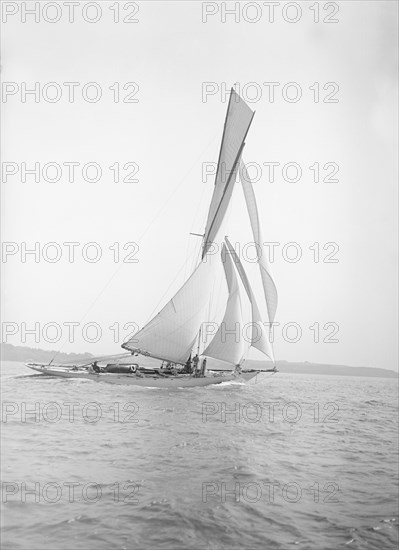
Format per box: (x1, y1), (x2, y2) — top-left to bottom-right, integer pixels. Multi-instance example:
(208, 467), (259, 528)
(240, 160), (278, 325)
(202, 89), (255, 258)
(213, 90), (235, 187)
(202, 143), (244, 258)
(224, 237), (275, 363)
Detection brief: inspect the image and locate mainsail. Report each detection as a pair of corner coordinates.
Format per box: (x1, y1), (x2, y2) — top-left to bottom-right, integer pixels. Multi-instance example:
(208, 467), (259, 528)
(122, 258), (216, 364)
(203, 244), (246, 365)
(202, 89), (255, 258)
(240, 160), (278, 324)
(224, 237), (275, 363)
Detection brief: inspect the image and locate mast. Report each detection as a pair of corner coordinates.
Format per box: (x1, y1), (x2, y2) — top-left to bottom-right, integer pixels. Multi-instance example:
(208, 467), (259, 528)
(196, 324), (202, 356)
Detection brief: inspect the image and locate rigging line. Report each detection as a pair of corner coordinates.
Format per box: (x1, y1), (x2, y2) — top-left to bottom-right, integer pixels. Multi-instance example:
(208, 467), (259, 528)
(140, 245), (200, 328)
(214, 258), (225, 325)
(58, 352), (131, 367)
(183, 231), (192, 282)
(205, 265), (218, 352)
(187, 177), (213, 278)
(185, 180), (210, 279)
(208, 273), (217, 324)
(192, 164), (216, 232)
(192, 214), (206, 273)
(49, 130), (220, 364)
(189, 166), (237, 357)
(133, 131), (219, 247)
(193, 202), (211, 270)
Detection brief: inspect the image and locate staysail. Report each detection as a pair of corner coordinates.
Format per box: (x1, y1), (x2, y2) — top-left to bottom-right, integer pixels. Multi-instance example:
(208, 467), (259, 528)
(240, 160), (278, 324)
(203, 243), (246, 365)
(122, 257), (216, 364)
(202, 89), (255, 258)
(224, 237), (275, 363)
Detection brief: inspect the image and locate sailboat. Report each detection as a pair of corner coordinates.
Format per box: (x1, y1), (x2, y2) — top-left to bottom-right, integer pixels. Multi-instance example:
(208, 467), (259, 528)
(26, 88), (278, 387)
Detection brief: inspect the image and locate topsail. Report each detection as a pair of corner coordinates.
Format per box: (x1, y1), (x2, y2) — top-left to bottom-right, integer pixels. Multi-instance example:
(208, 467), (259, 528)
(240, 161), (278, 325)
(202, 89), (254, 258)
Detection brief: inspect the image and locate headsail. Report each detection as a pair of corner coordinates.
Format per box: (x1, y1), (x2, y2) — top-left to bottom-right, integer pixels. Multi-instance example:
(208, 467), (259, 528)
(224, 237), (275, 363)
(240, 160), (278, 324)
(122, 258), (216, 364)
(202, 89), (255, 258)
(203, 243), (246, 365)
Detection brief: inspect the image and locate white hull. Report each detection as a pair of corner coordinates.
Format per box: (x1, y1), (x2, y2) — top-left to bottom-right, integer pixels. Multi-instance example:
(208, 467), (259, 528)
(25, 363), (260, 388)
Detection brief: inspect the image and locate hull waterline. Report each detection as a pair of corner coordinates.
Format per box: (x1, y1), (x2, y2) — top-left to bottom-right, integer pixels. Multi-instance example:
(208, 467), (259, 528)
(25, 363), (260, 387)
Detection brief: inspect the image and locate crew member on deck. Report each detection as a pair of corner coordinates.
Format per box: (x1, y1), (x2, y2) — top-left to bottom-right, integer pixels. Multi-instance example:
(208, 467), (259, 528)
(192, 354), (199, 376)
(184, 356), (192, 374)
(92, 361), (101, 373)
(163, 363), (177, 375)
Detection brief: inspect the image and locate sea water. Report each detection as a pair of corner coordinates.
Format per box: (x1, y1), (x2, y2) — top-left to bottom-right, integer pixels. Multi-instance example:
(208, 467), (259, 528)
(1, 361), (398, 550)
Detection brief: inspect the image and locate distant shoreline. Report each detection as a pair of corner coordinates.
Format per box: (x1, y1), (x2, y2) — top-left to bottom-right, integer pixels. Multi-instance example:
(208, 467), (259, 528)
(1, 343), (397, 378)
(1, 343), (93, 365)
(270, 362), (398, 378)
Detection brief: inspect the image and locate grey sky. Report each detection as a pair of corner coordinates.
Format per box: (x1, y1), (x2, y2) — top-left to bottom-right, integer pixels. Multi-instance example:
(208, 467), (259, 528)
(1, 1), (398, 370)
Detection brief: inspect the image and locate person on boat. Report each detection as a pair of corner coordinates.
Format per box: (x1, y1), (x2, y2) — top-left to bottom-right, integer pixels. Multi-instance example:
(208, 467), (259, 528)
(184, 356), (192, 374)
(91, 361), (101, 373)
(201, 357), (206, 376)
(192, 354), (199, 376)
(163, 362), (177, 375)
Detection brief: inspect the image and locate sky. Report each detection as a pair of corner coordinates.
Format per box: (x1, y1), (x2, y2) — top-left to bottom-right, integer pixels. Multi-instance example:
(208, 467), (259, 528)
(1, 1), (398, 371)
